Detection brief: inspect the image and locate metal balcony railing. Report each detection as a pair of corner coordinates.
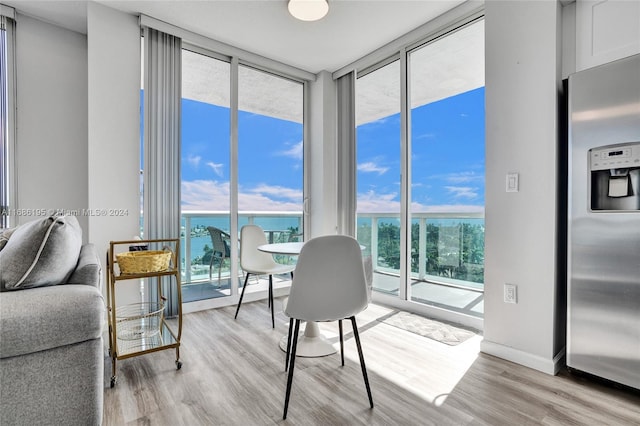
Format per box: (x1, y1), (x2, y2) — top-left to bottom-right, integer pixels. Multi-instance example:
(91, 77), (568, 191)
(180, 211), (303, 285)
(180, 211), (484, 290)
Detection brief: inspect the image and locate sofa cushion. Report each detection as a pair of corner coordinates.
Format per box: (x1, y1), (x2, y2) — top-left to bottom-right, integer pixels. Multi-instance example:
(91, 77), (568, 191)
(0, 284), (105, 358)
(0, 215), (82, 291)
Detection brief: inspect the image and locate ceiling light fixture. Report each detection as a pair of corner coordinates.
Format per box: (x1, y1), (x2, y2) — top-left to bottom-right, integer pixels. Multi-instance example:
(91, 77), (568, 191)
(288, 0), (329, 22)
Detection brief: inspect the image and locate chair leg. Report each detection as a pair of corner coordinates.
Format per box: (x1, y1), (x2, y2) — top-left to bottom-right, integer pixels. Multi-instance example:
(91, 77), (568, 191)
(350, 316), (373, 408)
(234, 273), (251, 319)
(339, 319), (344, 367)
(283, 319), (301, 420)
(285, 317), (293, 371)
(217, 257), (223, 284)
(269, 275), (274, 328)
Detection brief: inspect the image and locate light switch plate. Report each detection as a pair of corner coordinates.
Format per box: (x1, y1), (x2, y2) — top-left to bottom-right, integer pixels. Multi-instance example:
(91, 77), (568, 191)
(506, 172), (519, 192)
(504, 283), (517, 303)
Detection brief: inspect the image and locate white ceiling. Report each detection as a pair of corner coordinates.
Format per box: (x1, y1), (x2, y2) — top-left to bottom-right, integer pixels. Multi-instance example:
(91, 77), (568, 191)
(5, 0), (468, 74)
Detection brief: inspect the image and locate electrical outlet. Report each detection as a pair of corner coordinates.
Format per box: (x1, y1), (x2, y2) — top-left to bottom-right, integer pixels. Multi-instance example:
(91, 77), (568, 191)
(504, 283), (517, 304)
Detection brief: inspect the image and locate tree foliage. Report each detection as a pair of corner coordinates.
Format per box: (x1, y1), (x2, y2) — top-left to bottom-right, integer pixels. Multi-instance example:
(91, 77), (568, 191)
(357, 220), (485, 284)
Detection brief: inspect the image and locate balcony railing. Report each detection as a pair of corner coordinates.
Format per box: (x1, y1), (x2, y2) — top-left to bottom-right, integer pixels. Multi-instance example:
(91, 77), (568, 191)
(180, 211), (484, 290)
(180, 211), (303, 285)
(357, 212), (485, 291)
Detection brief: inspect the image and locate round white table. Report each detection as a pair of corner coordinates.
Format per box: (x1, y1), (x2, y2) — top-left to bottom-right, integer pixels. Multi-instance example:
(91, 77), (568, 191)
(258, 241), (337, 358)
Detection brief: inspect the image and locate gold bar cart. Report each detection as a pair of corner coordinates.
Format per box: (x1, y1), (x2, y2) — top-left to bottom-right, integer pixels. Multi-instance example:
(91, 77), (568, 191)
(106, 239), (182, 388)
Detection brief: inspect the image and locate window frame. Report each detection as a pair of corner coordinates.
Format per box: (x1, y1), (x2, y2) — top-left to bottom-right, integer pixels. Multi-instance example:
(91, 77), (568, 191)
(1, 11), (16, 229)
(143, 35), (309, 309)
(346, 11), (485, 330)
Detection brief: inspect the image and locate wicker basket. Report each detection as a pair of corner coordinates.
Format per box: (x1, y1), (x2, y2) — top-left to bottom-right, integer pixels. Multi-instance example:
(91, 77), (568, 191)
(116, 302), (164, 340)
(116, 250), (172, 274)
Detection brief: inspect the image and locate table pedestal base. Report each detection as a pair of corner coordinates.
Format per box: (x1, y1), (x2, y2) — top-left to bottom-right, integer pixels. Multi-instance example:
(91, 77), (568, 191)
(279, 321), (337, 357)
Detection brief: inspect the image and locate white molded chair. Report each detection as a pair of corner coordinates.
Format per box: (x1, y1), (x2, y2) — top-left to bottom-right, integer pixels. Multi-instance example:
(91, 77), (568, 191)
(234, 225), (295, 328)
(282, 235), (373, 419)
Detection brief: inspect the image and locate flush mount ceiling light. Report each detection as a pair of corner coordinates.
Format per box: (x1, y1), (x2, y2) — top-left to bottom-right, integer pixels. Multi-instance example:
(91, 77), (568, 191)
(288, 0), (329, 22)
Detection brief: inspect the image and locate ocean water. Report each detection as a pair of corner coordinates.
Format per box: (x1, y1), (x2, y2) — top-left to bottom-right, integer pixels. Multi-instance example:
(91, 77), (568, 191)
(181, 215), (302, 262)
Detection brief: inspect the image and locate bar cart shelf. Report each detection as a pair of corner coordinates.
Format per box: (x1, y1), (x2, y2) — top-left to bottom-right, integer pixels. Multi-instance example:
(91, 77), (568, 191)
(106, 239), (182, 388)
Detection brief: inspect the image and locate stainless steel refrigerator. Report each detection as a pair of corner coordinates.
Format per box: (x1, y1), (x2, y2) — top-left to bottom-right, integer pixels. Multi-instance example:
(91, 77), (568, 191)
(567, 53), (640, 390)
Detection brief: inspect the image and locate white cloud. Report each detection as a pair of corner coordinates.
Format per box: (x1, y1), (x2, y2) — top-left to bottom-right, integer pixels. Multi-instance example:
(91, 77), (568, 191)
(206, 162), (224, 177)
(356, 189), (483, 214)
(414, 132), (436, 140)
(278, 141), (303, 161)
(237, 194), (301, 212)
(181, 180), (303, 212)
(445, 186), (478, 199)
(410, 203), (484, 214)
(356, 190), (399, 213)
(182, 180), (482, 215)
(181, 180), (231, 211)
(186, 155), (201, 168)
(445, 171), (483, 184)
(358, 161), (389, 175)
(250, 184), (302, 202)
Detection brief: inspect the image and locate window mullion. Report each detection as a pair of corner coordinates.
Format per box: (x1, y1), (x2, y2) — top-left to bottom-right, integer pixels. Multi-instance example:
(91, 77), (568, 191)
(399, 47), (410, 302)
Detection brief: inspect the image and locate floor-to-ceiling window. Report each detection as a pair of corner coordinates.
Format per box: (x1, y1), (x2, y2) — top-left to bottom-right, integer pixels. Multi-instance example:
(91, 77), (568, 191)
(354, 17), (485, 324)
(408, 19), (485, 317)
(142, 39), (306, 306)
(238, 65), (304, 272)
(355, 60), (401, 297)
(180, 48), (232, 301)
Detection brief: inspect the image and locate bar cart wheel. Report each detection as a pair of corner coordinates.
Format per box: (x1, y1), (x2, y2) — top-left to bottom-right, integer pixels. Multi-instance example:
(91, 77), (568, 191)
(110, 376), (117, 388)
(176, 360), (182, 370)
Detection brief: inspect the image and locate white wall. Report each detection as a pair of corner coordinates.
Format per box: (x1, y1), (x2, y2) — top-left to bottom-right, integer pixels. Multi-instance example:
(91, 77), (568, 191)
(482, 0), (563, 374)
(14, 14), (89, 236)
(87, 3), (141, 306)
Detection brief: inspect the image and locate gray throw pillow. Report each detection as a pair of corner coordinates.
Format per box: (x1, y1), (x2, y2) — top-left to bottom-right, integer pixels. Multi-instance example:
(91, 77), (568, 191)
(0, 215), (82, 291)
(0, 227), (16, 251)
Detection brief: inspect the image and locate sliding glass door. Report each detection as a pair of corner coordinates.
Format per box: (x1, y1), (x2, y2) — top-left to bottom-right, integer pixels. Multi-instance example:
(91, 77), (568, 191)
(354, 18), (485, 323)
(408, 19), (485, 317)
(176, 49), (305, 304)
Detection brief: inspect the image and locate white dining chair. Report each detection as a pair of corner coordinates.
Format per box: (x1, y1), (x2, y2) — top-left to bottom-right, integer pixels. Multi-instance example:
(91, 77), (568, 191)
(234, 224), (295, 328)
(282, 234), (373, 419)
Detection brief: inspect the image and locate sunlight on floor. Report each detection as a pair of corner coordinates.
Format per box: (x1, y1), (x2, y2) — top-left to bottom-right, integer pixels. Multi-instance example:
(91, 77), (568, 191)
(317, 303), (481, 406)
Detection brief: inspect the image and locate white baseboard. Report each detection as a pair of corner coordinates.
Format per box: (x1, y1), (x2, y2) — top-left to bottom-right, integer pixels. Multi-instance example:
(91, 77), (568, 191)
(480, 340), (566, 375)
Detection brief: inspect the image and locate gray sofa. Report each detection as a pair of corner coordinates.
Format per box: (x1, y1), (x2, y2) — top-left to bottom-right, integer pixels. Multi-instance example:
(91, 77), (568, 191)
(0, 216), (105, 426)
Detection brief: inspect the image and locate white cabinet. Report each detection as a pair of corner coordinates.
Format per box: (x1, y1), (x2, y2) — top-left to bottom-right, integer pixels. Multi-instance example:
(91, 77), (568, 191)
(576, 0), (640, 71)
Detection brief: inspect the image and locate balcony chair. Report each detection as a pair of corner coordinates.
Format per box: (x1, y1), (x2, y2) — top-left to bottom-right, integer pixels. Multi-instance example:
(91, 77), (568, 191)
(234, 225), (294, 328)
(282, 235), (373, 419)
(207, 226), (232, 285)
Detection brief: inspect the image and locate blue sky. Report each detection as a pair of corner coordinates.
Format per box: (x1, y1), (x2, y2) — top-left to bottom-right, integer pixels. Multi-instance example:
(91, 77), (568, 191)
(357, 87), (485, 213)
(180, 101), (303, 211)
(179, 86), (484, 213)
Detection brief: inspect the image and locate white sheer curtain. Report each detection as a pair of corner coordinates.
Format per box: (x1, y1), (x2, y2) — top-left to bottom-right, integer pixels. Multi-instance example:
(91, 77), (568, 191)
(336, 71), (356, 236)
(143, 27), (182, 316)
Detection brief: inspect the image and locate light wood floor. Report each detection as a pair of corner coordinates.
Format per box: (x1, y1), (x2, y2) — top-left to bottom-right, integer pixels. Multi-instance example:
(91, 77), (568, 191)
(103, 299), (640, 425)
